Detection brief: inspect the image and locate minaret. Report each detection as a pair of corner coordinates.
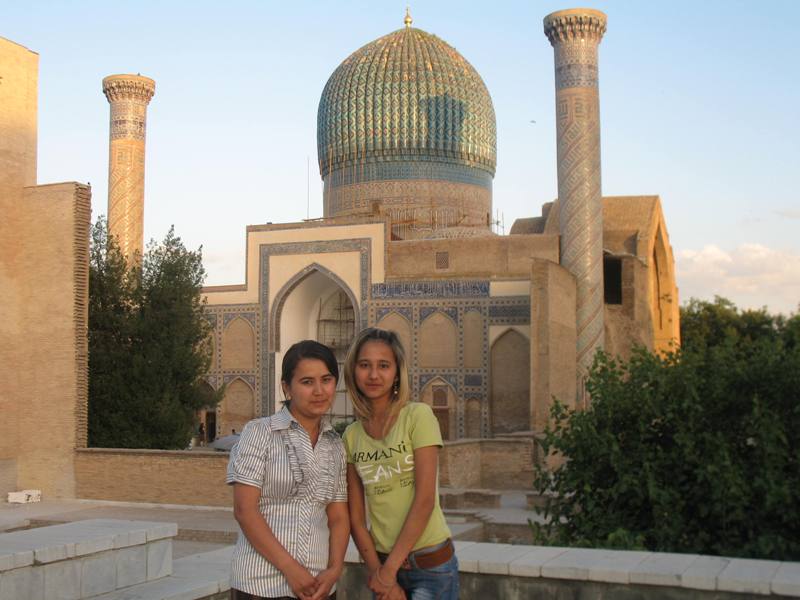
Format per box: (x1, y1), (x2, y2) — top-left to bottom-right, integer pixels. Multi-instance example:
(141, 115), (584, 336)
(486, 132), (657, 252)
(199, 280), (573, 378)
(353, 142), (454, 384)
(543, 9), (607, 400)
(102, 74), (155, 261)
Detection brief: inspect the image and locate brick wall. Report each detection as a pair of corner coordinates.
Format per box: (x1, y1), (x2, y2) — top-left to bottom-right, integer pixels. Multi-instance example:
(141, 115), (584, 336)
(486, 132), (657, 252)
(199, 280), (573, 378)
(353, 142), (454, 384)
(75, 449), (232, 506)
(440, 437), (535, 490)
(75, 439), (534, 508)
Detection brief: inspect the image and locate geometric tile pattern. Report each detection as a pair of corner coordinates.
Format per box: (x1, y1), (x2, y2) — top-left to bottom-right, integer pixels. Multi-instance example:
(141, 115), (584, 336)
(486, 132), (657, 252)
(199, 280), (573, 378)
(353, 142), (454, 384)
(544, 9), (607, 386)
(372, 280), (489, 299)
(370, 290), (530, 438)
(102, 75), (155, 261)
(318, 26), (496, 180)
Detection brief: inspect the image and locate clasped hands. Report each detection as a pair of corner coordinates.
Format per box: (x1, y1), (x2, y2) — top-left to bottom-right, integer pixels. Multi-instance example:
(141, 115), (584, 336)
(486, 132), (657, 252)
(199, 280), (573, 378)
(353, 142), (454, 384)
(368, 564), (407, 600)
(286, 563), (341, 600)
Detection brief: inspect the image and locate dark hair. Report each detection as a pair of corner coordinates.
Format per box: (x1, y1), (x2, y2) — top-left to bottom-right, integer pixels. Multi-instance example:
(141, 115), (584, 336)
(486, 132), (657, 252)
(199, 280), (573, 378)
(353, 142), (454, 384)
(281, 340), (339, 386)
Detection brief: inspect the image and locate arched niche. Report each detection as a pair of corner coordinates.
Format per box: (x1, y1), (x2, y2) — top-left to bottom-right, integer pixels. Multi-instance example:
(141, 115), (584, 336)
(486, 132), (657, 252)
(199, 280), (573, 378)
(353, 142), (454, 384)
(221, 317), (255, 370)
(490, 329), (530, 435)
(271, 266), (358, 418)
(463, 310), (483, 369)
(420, 378), (457, 441)
(220, 378), (255, 436)
(376, 311), (413, 365)
(465, 397), (482, 438)
(650, 223), (679, 354)
(418, 312), (457, 368)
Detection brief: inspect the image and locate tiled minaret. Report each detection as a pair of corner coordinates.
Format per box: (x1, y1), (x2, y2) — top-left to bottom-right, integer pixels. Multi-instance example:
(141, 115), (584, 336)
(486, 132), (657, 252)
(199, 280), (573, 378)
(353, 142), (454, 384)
(102, 74), (155, 261)
(543, 9), (607, 400)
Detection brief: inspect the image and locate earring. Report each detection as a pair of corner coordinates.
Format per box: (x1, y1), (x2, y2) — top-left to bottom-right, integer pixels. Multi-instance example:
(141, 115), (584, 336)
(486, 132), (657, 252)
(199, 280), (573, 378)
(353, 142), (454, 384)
(392, 380), (399, 398)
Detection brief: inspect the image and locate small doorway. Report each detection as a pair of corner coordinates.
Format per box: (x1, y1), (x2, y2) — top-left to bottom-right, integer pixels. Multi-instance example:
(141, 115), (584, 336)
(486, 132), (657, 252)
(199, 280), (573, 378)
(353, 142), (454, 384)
(432, 386), (450, 440)
(205, 410), (217, 443)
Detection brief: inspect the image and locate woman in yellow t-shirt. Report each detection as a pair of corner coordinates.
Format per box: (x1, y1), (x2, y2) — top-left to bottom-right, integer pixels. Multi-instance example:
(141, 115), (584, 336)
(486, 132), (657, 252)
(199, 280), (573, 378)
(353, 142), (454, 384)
(343, 328), (458, 600)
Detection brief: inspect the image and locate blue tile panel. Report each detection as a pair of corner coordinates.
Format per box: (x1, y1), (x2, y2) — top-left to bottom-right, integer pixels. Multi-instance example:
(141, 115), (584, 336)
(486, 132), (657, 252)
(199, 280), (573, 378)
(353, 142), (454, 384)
(326, 159), (493, 189)
(371, 280), (490, 299)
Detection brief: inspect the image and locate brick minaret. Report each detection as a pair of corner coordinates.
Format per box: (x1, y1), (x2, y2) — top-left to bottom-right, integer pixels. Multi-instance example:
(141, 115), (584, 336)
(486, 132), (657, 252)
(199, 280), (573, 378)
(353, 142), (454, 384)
(102, 74), (155, 261)
(543, 9), (607, 401)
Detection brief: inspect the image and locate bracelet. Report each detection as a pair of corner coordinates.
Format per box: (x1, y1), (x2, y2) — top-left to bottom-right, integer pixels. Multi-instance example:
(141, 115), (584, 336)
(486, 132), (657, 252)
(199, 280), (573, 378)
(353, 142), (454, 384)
(375, 566), (394, 588)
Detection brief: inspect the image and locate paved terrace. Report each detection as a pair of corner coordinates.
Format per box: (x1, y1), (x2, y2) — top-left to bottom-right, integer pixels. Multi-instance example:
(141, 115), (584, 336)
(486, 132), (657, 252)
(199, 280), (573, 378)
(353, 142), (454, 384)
(2, 499), (800, 599)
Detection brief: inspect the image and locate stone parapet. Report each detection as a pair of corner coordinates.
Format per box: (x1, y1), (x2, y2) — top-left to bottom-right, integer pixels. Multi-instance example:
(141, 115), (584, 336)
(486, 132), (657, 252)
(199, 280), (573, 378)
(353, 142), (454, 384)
(339, 541), (800, 598)
(0, 519), (176, 599)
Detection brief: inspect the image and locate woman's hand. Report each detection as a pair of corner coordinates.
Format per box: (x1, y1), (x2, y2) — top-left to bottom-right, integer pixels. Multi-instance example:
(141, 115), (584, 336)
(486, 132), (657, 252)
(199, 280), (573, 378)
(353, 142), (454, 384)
(309, 566), (342, 600)
(283, 561), (319, 599)
(368, 564), (398, 595)
(384, 585), (407, 600)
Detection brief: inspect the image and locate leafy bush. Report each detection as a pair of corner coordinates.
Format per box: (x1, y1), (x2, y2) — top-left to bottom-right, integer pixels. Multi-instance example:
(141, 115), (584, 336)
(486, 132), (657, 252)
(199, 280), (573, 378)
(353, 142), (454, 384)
(534, 299), (800, 560)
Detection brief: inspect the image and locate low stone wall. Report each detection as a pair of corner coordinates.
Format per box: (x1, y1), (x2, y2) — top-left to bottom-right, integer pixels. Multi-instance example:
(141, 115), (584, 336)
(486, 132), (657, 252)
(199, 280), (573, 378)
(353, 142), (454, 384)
(74, 448), (231, 506)
(0, 519), (176, 598)
(76, 437), (534, 507)
(338, 541), (800, 599)
(440, 437), (535, 489)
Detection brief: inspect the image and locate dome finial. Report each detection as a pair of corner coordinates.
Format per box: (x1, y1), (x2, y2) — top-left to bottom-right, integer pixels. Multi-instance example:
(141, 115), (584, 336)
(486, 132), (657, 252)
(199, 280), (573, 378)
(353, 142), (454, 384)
(404, 6), (412, 28)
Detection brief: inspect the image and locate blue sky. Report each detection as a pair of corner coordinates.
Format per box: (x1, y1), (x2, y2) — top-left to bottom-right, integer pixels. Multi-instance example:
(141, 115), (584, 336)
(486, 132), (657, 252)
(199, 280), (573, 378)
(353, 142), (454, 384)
(5, 0), (799, 314)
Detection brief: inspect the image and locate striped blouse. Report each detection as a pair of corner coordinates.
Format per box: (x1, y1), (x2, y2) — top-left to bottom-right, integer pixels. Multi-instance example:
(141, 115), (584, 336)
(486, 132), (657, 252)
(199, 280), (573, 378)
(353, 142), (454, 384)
(226, 407), (347, 597)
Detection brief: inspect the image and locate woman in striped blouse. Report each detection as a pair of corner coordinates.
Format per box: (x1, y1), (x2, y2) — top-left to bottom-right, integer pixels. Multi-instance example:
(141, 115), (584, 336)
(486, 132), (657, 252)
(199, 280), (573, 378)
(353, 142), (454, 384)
(227, 340), (349, 600)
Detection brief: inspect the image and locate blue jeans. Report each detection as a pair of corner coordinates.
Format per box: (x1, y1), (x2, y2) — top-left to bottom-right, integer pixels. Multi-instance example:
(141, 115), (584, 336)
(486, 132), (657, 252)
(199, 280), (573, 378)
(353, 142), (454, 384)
(395, 554), (459, 600)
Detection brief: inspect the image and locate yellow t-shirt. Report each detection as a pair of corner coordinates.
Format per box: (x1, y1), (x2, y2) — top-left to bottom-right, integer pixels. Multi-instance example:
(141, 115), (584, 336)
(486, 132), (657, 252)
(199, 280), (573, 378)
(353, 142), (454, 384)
(343, 402), (451, 554)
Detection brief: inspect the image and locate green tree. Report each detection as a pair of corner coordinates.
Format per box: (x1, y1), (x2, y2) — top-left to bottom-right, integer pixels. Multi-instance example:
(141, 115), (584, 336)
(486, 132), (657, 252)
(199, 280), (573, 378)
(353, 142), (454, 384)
(88, 218), (221, 449)
(534, 298), (800, 560)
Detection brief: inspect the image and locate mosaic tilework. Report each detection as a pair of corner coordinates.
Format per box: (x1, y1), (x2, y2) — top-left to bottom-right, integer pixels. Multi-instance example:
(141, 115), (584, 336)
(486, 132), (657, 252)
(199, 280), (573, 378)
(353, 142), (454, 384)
(544, 10), (607, 383)
(464, 374), (482, 387)
(203, 303), (261, 416)
(488, 299), (531, 325)
(371, 292), (507, 438)
(317, 27), (496, 179)
(223, 373), (256, 388)
(327, 160), (492, 189)
(421, 305), (458, 324)
(223, 312), (256, 327)
(376, 306), (413, 322)
(372, 280), (489, 299)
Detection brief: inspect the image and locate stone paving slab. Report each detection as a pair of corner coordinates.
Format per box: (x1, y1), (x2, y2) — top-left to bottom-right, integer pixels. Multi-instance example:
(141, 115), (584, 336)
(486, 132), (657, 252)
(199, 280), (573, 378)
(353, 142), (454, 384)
(629, 552), (700, 587)
(508, 545), (569, 577)
(84, 546), (233, 600)
(0, 519), (177, 569)
(450, 542), (491, 573)
(0, 516), (28, 532)
(717, 558), (781, 595)
(540, 547), (651, 583)
(772, 562), (800, 597)
(681, 555), (730, 591)
(476, 543), (533, 575)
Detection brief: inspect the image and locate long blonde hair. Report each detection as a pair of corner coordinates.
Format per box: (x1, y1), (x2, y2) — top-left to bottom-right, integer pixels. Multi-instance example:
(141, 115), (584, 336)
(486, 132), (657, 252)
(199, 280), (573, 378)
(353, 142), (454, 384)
(344, 328), (410, 428)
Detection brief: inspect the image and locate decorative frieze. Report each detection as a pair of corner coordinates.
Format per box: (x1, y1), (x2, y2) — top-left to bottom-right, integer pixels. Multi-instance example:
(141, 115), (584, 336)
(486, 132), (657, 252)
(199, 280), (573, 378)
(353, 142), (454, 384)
(372, 280), (489, 299)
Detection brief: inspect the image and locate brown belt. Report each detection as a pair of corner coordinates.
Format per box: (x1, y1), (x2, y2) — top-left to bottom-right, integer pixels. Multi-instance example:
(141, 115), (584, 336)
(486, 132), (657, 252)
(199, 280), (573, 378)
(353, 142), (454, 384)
(378, 538), (454, 570)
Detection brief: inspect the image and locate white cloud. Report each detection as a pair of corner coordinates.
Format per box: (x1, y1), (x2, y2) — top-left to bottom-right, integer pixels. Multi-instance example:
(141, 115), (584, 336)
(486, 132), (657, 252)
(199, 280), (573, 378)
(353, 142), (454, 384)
(202, 249), (246, 287)
(676, 244), (800, 315)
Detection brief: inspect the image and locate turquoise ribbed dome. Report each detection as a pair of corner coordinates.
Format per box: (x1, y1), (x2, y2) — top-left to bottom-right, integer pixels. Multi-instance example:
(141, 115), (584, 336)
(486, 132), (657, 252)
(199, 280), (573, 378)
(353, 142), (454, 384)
(317, 26), (497, 179)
